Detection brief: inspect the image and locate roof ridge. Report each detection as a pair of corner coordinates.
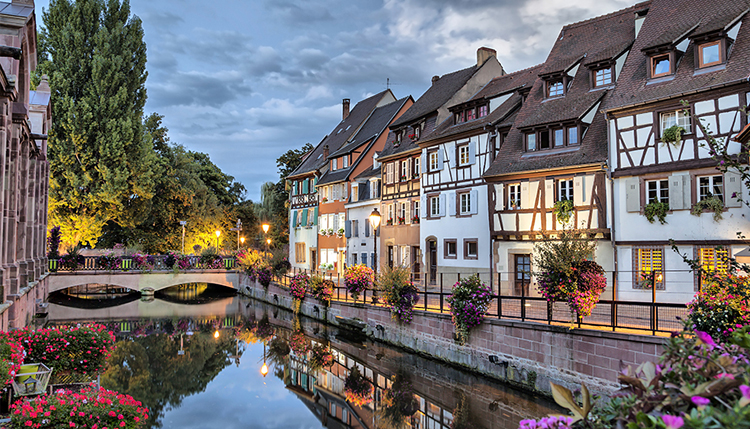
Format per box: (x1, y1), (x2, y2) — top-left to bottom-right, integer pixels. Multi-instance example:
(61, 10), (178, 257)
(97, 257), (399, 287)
(561, 1), (649, 31)
(489, 63), (544, 82)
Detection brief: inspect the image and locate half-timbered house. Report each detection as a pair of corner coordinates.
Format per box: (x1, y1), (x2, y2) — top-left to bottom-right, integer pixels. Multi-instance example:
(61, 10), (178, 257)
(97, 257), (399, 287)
(484, 4), (647, 297)
(604, 0), (750, 302)
(344, 163), (381, 271)
(317, 95), (411, 276)
(288, 92), (395, 273)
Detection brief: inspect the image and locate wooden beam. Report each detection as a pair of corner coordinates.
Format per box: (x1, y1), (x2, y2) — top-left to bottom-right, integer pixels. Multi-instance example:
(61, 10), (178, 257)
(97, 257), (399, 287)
(0, 46), (21, 60)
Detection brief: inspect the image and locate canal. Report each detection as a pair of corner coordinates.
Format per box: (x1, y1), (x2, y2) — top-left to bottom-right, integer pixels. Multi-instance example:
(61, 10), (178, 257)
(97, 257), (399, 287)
(47, 284), (559, 429)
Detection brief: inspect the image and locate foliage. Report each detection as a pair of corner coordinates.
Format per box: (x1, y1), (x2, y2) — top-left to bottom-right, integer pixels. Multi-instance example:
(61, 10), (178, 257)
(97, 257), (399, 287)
(690, 196), (725, 221)
(0, 336), (24, 386)
(446, 275), (492, 345)
(380, 371), (419, 428)
(645, 201), (670, 224)
(309, 275), (334, 306)
(451, 392), (475, 429)
(308, 343), (334, 372)
(289, 274), (308, 313)
(661, 125), (685, 145)
(9, 386), (149, 429)
(344, 366), (374, 407)
(378, 265), (420, 324)
(198, 247), (224, 269)
(554, 199), (575, 224)
(270, 249), (291, 277)
(289, 330), (310, 355)
(344, 264), (375, 300)
(56, 249), (85, 271)
(238, 249), (272, 287)
(3, 325), (116, 377)
(47, 226), (61, 259)
(688, 272), (750, 340)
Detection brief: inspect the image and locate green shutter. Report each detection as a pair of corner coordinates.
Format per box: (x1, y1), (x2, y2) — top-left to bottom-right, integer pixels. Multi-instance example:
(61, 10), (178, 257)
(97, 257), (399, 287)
(301, 210), (308, 226)
(313, 207), (318, 226)
(292, 210), (298, 228)
(303, 179), (309, 194)
(312, 177), (317, 191)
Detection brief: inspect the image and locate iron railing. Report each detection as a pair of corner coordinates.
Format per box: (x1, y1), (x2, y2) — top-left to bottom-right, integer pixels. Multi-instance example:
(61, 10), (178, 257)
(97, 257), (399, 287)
(49, 255), (237, 272)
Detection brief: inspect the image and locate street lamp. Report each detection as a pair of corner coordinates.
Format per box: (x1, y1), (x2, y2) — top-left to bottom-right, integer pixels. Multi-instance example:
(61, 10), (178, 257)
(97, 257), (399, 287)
(230, 218), (243, 251)
(240, 237), (245, 248)
(260, 342), (268, 377)
(266, 238), (271, 253)
(262, 223), (271, 253)
(369, 208), (381, 274)
(179, 221), (187, 254)
(215, 230), (221, 250)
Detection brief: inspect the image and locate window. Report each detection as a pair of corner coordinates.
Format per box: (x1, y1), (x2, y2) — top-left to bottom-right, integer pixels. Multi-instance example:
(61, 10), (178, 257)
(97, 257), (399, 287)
(413, 200), (420, 219)
(455, 111), (465, 123)
(478, 105), (488, 118)
(351, 184), (358, 202)
(429, 151), (439, 171)
(698, 246), (729, 274)
(698, 41), (722, 68)
(646, 179), (669, 204)
(342, 156), (349, 168)
(651, 54), (671, 78)
(386, 162), (394, 184)
(568, 127), (579, 145)
(464, 239), (478, 260)
(399, 202), (406, 223)
(459, 192), (471, 215)
(698, 175), (723, 202)
(414, 126), (420, 139)
(553, 128), (564, 147)
(387, 204), (394, 224)
(547, 79), (564, 97)
(352, 219), (359, 237)
(539, 130), (551, 150)
(635, 247), (664, 290)
(594, 67), (612, 86)
(466, 108), (476, 121)
(413, 156), (420, 177)
(526, 133), (536, 151)
(430, 196), (440, 217)
(401, 160), (409, 181)
(660, 110), (691, 136)
(558, 179), (573, 201)
(352, 253), (358, 265)
(458, 145), (469, 166)
(508, 184), (521, 209)
(444, 239), (457, 259)
(295, 243), (306, 263)
(331, 158), (338, 171)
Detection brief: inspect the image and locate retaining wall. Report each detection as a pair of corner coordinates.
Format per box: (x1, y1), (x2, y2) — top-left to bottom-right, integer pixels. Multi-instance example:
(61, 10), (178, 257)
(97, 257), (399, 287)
(241, 278), (666, 398)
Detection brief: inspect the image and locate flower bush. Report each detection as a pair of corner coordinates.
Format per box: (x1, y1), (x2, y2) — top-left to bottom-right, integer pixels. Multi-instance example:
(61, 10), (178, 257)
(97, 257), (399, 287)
(10, 386), (149, 429)
(344, 366), (373, 407)
(344, 264), (374, 300)
(289, 273), (308, 313)
(308, 343), (334, 371)
(446, 275), (492, 344)
(688, 272), (750, 340)
(289, 331), (310, 355)
(309, 275), (334, 306)
(0, 336), (24, 386)
(378, 265), (420, 324)
(47, 226), (61, 260)
(3, 324), (116, 377)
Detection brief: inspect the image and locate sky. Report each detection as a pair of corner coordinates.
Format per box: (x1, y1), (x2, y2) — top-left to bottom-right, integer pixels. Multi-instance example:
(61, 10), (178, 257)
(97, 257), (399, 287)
(33, 0), (637, 201)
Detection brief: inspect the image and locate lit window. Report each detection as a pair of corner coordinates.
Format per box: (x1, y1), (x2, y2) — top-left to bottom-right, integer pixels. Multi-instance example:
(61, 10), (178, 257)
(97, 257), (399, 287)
(547, 79), (564, 97)
(526, 133), (536, 151)
(594, 67), (612, 86)
(699, 41), (722, 67)
(459, 192), (471, 214)
(651, 54), (671, 78)
(508, 184), (521, 209)
(458, 145), (469, 166)
(558, 179), (573, 202)
(698, 247), (729, 274)
(660, 110), (691, 136)
(646, 179), (669, 204)
(429, 152), (439, 171)
(553, 129), (564, 147)
(698, 175), (723, 202)
(635, 247), (664, 290)
(568, 127), (578, 145)
(478, 105), (488, 118)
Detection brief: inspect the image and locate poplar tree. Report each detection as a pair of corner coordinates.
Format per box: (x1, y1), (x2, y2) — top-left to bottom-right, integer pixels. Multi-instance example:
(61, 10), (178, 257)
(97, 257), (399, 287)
(43, 0), (155, 249)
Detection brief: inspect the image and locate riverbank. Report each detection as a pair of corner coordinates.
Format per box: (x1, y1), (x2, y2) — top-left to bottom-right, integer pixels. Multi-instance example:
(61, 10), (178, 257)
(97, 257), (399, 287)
(241, 277), (666, 399)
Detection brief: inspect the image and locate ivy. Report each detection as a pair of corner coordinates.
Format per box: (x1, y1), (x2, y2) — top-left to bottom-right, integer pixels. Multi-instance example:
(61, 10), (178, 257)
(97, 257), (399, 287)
(644, 201), (669, 224)
(661, 125), (684, 146)
(691, 196), (725, 221)
(553, 199), (574, 224)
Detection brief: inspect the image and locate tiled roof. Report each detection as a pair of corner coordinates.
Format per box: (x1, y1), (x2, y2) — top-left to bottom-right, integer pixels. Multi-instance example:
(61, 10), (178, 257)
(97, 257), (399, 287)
(0, 2), (33, 18)
(606, 0), (750, 112)
(354, 164), (381, 180)
(29, 90), (50, 106)
(317, 167), (350, 185)
(390, 65), (478, 128)
(329, 96), (410, 158)
(378, 115), (437, 161)
(484, 3), (644, 178)
(289, 90), (392, 179)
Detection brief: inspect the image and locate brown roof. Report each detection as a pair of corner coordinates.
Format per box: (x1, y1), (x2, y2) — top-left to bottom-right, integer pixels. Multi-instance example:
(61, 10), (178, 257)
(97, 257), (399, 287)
(484, 3), (645, 178)
(606, 0), (750, 112)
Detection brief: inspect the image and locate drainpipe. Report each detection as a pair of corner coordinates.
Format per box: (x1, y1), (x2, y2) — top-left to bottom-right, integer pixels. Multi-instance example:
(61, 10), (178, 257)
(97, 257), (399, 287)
(605, 118), (618, 302)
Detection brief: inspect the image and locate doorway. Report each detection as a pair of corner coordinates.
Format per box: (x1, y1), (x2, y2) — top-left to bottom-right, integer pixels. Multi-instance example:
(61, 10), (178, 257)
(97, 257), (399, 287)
(310, 249), (317, 272)
(428, 240), (437, 285)
(514, 254), (531, 296)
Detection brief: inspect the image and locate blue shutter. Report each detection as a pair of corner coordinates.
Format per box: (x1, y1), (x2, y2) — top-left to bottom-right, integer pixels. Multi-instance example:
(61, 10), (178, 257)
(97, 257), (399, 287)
(345, 220), (351, 238)
(470, 189), (479, 214)
(437, 149), (444, 170)
(301, 210), (308, 226)
(362, 253), (367, 267)
(313, 207), (318, 226)
(448, 192), (456, 216)
(468, 141), (476, 165)
(303, 179), (309, 194)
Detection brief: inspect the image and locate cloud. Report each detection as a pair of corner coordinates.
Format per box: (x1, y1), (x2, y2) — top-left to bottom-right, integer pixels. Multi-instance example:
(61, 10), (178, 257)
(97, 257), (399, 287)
(148, 70), (252, 108)
(264, 0), (334, 24)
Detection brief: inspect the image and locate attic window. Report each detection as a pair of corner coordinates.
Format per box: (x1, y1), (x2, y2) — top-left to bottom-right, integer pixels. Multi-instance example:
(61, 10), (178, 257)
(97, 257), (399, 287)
(478, 105), (488, 118)
(698, 40), (722, 67)
(651, 54), (672, 78)
(593, 66), (613, 87)
(546, 79), (564, 98)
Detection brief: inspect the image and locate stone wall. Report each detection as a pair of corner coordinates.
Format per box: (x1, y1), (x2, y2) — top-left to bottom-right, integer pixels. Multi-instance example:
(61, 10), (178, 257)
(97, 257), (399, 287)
(241, 278), (665, 397)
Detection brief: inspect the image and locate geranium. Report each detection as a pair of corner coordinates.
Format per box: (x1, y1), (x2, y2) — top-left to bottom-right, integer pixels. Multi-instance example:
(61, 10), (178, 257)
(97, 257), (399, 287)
(289, 273), (309, 313)
(344, 367), (373, 407)
(344, 264), (374, 300)
(446, 275), (492, 344)
(10, 386), (149, 428)
(289, 331), (310, 355)
(688, 272), (750, 339)
(378, 265), (420, 324)
(309, 275), (334, 306)
(308, 343), (333, 371)
(0, 336), (24, 386)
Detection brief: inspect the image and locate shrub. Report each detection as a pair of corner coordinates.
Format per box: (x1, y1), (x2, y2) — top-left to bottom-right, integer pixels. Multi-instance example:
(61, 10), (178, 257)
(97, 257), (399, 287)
(344, 366), (373, 407)
(378, 265), (420, 324)
(446, 275), (492, 344)
(691, 196), (725, 221)
(47, 226), (61, 260)
(10, 386), (149, 429)
(688, 272), (750, 340)
(0, 336), (24, 386)
(289, 274), (308, 313)
(344, 264), (374, 300)
(309, 275), (334, 306)
(199, 247), (223, 269)
(644, 201), (669, 224)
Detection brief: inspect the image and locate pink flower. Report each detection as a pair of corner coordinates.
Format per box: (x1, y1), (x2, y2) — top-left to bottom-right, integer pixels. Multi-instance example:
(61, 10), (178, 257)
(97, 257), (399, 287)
(662, 415), (684, 429)
(691, 396), (710, 407)
(695, 331), (717, 349)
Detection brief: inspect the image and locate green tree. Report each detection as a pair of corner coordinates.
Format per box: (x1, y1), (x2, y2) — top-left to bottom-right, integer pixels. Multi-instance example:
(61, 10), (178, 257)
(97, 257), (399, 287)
(43, 0), (156, 249)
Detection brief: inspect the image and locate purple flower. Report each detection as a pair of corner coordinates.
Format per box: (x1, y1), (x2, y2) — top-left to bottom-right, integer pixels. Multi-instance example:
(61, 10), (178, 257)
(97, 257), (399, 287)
(695, 330), (717, 349)
(691, 396), (710, 407)
(662, 415), (684, 429)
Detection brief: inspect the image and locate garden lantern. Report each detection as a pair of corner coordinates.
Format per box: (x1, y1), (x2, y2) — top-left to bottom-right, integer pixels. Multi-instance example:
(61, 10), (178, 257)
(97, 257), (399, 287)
(215, 230), (221, 249)
(369, 208), (381, 274)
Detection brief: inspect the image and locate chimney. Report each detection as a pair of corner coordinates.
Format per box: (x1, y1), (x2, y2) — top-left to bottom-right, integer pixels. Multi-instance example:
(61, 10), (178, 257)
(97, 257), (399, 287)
(323, 144), (329, 159)
(431, 75), (440, 85)
(477, 47), (497, 66)
(342, 98), (350, 120)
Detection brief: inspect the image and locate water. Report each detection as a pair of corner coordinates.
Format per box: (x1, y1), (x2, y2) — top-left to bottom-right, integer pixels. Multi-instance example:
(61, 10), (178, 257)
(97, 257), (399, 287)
(46, 285), (559, 429)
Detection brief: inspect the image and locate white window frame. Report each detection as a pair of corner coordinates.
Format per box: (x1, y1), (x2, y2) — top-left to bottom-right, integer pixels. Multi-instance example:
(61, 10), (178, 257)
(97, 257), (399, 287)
(508, 184), (521, 209)
(459, 192), (471, 215)
(413, 156), (420, 176)
(413, 200), (420, 219)
(430, 196), (439, 217)
(429, 152), (439, 171)
(458, 145), (469, 166)
(342, 156), (349, 168)
(698, 175), (724, 202)
(401, 160), (409, 181)
(660, 110), (691, 136)
(399, 202), (406, 222)
(558, 179), (574, 202)
(646, 179), (669, 204)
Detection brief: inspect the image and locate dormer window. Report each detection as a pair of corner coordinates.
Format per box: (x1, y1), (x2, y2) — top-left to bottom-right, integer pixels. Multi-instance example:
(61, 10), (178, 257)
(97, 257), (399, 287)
(650, 53), (672, 78)
(547, 79), (564, 97)
(414, 126), (420, 139)
(593, 67), (613, 87)
(331, 158), (338, 171)
(342, 156), (349, 168)
(698, 40), (722, 68)
(525, 125), (581, 152)
(478, 105), (488, 118)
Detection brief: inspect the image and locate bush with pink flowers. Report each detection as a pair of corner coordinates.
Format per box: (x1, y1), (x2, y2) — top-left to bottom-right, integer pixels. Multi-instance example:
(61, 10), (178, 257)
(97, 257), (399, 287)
(344, 366), (373, 407)
(289, 273), (309, 313)
(344, 264), (374, 300)
(446, 275), (492, 345)
(0, 335), (24, 386)
(688, 272), (750, 340)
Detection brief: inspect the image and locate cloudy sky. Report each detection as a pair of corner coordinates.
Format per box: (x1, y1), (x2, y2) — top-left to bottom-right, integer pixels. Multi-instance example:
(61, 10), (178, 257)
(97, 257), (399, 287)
(35, 0), (636, 201)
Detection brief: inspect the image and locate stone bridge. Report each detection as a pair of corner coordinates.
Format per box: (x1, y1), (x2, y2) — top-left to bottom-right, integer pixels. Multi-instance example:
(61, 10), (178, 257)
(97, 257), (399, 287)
(48, 270), (243, 294)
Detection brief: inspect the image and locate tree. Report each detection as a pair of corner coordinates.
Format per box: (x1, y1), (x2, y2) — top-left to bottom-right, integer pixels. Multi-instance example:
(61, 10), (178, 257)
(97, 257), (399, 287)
(43, 0), (156, 249)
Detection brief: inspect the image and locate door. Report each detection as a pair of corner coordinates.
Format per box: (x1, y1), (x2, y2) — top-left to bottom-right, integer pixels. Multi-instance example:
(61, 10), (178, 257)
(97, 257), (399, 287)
(387, 246), (394, 269)
(514, 254), (531, 296)
(412, 246), (421, 282)
(428, 240), (437, 285)
(310, 250), (317, 272)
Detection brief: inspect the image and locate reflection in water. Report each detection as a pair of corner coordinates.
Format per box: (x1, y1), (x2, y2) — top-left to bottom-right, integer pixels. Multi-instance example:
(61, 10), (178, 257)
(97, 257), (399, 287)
(46, 294), (559, 429)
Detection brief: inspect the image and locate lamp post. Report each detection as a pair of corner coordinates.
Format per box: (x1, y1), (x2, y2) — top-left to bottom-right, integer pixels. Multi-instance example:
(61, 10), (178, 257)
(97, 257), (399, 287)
(260, 342), (268, 377)
(230, 218), (243, 251)
(179, 221), (187, 254)
(262, 223), (270, 253)
(215, 230), (221, 250)
(240, 237), (245, 249)
(369, 208), (381, 274)
(266, 238), (271, 253)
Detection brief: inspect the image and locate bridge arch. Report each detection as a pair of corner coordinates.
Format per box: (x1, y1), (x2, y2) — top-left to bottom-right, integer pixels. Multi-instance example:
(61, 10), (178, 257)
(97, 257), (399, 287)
(48, 271), (243, 294)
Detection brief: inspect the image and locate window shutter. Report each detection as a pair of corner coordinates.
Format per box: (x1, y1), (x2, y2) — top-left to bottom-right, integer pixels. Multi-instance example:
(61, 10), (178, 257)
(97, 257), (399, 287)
(521, 182), (529, 209)
(544, 179), (554, 208)
(292, 210), (298, 228)
(437, 149), (444, 171)
(725, 170), (742, 208)
(421, 152), (427, 173)
(420, 195), (427, 218)
(574, 176), (584, 207)
(362, 253), (367, 266)
(345, 220), (351, 238)
(405, 201), (411, 224)
(303, 179), (309, 194)
(313, 207), (318, 226)
(495, 184), (504, 211)
(342, 184), (348, 201)
(625, 177), (640, 212)
(667, 174), (684, 210)
(333, 214), (339, 230)
(439, 193), (446, 217)
(407, 158), (412, 179)
(448, 191), (456, 216)
(387, 163), (394, 184)
(449, 147), (457, 168)
(468, 141), (476, 165)
(312, 177), (317, 191)
(365, 220), (370, 237)
(371, 253), (376, 267)
(470, 189), (479, 214)
(301, 210), (308, 226)
(403, 246), (410, 266)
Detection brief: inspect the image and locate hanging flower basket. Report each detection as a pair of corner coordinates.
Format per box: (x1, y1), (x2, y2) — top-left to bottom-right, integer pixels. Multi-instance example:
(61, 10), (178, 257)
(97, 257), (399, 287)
(344, 366), (373, 407)
(345, 264), (374, 300)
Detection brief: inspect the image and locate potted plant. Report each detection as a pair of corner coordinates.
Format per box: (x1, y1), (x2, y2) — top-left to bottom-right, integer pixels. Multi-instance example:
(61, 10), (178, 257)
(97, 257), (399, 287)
(407, 133), (417, 141)
(321, 197), (328, 203)
(644, 201), (669, 224)
(446, 275), (492, 344)
(691, 196), (725, 221)
(412, 215), (419, 224)
(336, 228), (345, 237)
(413, 172), (420, 179)
(378, 265), (420, 324)
(344, 264), (374, 300)
(553, 199), (574, 224)
(400, 175), (407, 181)
(386, 218), (393, 226)
(398, 216), (405, 225)
(289, 273), (308, 313)
(344, 366), (374, 406)
(661, 125), (685, 146)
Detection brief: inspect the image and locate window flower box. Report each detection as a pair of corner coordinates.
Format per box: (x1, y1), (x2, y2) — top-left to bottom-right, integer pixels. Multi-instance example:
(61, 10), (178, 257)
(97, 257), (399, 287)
(400, 175), (407, 182)
(412, 216), (420, 224)
(386, 219), (393, 226)
(321, 197), (328, 203)
(398, 217), (405, 225)
(337, 228), (345, 237)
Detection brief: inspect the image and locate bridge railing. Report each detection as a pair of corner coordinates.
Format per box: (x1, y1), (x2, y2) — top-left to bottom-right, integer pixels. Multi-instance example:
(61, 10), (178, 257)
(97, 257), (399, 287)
(49, 254), (237, 273)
